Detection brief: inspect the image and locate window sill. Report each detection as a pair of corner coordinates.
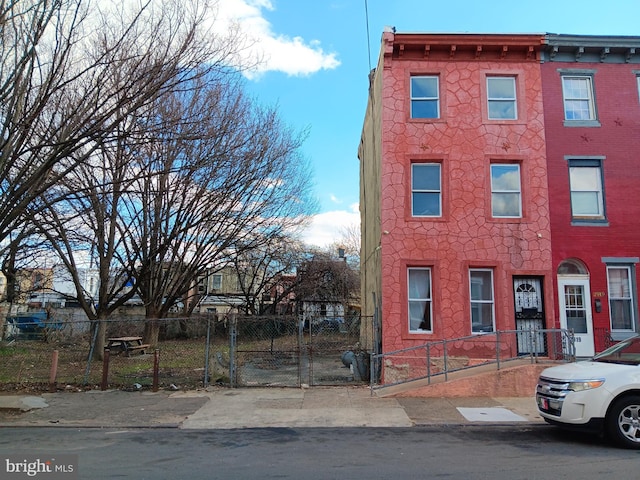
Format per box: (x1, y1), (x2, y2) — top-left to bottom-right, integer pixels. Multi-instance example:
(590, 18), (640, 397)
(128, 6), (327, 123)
(490, 217), (524, 223)
(408, 216), (447, 223)
(611, 331), (637, 341)
(571, 219), (609, 227)
(484, 119), (527, 126)
(563, 120), (601, 127)
(409, 117), (446, 124)
(402, 331), (435, 342)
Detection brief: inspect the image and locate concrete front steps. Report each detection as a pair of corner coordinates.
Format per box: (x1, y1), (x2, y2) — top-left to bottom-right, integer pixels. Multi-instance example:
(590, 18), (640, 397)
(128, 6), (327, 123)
(375, 358), (562, 398)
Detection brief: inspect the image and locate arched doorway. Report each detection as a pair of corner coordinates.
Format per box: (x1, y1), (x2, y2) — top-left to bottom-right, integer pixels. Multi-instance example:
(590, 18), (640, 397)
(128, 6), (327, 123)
(557, 259), (594, 357)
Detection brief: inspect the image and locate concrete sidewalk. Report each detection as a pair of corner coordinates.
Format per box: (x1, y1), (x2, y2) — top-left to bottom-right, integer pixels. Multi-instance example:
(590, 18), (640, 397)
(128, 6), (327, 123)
(0, 386), (545, 429)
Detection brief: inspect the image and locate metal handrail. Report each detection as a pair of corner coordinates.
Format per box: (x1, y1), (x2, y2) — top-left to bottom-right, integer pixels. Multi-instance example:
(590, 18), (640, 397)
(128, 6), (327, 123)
(370, 328), (574, 393)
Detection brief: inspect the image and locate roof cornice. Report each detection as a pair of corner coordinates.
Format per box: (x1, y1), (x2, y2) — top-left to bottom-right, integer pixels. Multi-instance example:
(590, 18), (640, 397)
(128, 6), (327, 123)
(385, 32), (545, 62)
(543, 34), (640, 63)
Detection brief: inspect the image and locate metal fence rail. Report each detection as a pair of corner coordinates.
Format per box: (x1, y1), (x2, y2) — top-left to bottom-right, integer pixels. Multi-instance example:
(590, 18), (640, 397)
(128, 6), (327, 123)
(230, 314), (365, 387)
(370, 328), (575, 392)
(0, 315), (219, 391)
(0, 312), (369, 392)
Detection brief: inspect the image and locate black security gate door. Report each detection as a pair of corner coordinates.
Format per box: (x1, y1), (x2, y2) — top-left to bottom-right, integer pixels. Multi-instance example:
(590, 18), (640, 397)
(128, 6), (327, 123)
(513, 277), (546, 355)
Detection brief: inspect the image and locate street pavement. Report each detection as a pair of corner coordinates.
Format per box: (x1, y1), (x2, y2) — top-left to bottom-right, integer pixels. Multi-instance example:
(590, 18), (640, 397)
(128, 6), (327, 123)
(0, 386), (545, 429)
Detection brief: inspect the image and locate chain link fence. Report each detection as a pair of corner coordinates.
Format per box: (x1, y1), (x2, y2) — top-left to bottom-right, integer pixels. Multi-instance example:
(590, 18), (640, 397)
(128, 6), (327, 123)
(231, 314), (365, 387)
(0, 311), (369, 392)
(0, 314), (221, 391)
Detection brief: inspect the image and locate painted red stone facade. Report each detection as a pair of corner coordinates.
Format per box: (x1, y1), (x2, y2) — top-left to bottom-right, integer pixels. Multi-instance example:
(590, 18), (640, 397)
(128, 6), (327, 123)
(541, 36), (640, 353)
(360, 32), (640, 379)
(361, 33), (554, 356)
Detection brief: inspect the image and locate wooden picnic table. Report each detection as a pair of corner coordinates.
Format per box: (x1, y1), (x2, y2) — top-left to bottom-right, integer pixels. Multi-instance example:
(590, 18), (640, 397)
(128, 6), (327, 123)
(106, 336), (149, 356)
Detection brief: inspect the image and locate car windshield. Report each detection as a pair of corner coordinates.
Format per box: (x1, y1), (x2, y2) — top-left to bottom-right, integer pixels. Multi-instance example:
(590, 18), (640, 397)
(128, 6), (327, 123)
(593, 335), (640, 365)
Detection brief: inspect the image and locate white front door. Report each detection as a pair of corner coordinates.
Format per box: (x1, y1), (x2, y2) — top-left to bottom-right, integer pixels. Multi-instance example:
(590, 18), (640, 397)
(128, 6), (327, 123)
(558, 277), (595, 357)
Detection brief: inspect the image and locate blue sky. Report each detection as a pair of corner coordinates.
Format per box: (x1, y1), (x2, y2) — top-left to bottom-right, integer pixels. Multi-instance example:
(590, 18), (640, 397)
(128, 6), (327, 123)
(220, 0), (639, 247)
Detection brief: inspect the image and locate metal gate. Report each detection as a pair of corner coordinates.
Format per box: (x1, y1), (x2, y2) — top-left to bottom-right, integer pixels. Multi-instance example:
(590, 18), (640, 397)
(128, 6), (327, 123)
(513, 277), (546, 355)
(230, 315), (365, 387)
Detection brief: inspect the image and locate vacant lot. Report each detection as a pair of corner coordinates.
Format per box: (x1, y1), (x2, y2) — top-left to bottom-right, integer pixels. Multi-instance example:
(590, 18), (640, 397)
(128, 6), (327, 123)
(0, 337), (224, 392)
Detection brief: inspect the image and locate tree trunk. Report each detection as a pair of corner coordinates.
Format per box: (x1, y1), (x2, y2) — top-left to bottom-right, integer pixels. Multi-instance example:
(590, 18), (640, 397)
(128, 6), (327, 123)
(89, 319), (107, 361)
(144, 319), (160, 349)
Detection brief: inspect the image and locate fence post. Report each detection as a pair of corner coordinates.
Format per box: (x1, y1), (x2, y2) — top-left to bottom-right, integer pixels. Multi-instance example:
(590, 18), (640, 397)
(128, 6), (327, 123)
(203, 318), (211, 388)
(529, 329), (534, 363)
(101, 347), (110, 391)
(369, 352), (375, 396)
(153, 349), (159, 392)
(229, 314), (237, 387)
(298, 316), (306, 387)
(443, 339), (448, 382)
(426, 344), (431, 384)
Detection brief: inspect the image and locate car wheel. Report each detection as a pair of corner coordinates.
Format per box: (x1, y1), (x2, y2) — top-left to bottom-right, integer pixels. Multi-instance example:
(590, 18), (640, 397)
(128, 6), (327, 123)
(606, 395), (640, 449)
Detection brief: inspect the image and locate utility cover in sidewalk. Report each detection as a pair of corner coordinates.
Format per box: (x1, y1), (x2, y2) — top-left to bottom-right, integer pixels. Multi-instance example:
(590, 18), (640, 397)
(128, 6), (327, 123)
(457, 407), (526, 422)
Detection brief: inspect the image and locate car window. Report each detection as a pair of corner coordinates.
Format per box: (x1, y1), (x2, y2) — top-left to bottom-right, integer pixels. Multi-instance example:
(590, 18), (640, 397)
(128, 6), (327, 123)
(593, 335), (640, 365)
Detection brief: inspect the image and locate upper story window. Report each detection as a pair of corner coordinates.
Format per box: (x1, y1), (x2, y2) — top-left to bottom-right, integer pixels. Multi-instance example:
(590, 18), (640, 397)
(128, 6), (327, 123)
(411, 163), (441, 217)
(408, 267), (432, 333)
(637, 74), (640, 103)
(568, 158), (605, 221)
(470, 269), (495, 334)
(487, 77), (517, 120)
(211, 274), (222, 291)
(490, 164), (522, 218)
(32, 272), (45, 290)
(607, 266), (635, 332)
(410, 76), (439, 119)
(561, 74), (597, 122)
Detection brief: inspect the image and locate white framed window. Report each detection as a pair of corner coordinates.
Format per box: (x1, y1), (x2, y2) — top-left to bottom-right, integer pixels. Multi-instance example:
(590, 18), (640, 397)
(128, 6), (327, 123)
(487, 77), (517, 120)
(568, 159), (605, 220)
(470, 269), (495, 333)
(411, 163), (441, 217)
(211, 274), (222, 291)
(562, 75), (596, 121)
(637, 75), (640, 103)
(410, 76), (439, 119)
(608, 266), (635, 332)
(491, 164), (522, 217)
(408, 268), (432, 332)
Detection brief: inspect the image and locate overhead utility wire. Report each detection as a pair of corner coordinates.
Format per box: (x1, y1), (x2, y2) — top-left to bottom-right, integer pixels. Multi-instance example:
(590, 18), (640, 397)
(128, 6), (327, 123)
(364, 0), (372, 71)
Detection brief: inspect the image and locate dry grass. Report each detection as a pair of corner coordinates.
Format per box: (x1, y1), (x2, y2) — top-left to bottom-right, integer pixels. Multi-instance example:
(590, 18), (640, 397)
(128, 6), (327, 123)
(0, 337), (228, 392)
(0, 324), (362, 392)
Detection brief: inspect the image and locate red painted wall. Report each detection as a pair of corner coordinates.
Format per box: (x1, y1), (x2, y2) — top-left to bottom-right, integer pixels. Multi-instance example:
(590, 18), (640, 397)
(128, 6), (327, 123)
(542, 61), (640, 343)
(379, 35), (553, 354)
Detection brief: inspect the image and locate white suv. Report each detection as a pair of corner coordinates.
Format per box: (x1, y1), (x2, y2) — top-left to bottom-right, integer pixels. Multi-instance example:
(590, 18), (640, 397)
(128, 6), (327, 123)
(536, 334), (640, 449)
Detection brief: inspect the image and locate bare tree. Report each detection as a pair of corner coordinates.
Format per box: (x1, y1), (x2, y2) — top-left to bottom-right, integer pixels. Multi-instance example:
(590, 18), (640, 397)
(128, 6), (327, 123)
(326, 222), (361, 269)
(0, 0), (228, 246)
(117, 75), (316, 346)
(228, 236), (308, 315)
(24, 0), (248, 356)
(295, 252), (360, 307)
(0, 225), (46, 308)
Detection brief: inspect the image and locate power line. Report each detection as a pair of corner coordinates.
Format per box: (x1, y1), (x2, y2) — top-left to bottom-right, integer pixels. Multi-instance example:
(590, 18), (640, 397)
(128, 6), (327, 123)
(364, 0), (372, 71)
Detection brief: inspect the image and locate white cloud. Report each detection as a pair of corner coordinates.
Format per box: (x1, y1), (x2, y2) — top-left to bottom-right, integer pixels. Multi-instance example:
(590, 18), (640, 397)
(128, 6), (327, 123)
(301, 205), (359, 248)
(215, 0), (340, 78)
